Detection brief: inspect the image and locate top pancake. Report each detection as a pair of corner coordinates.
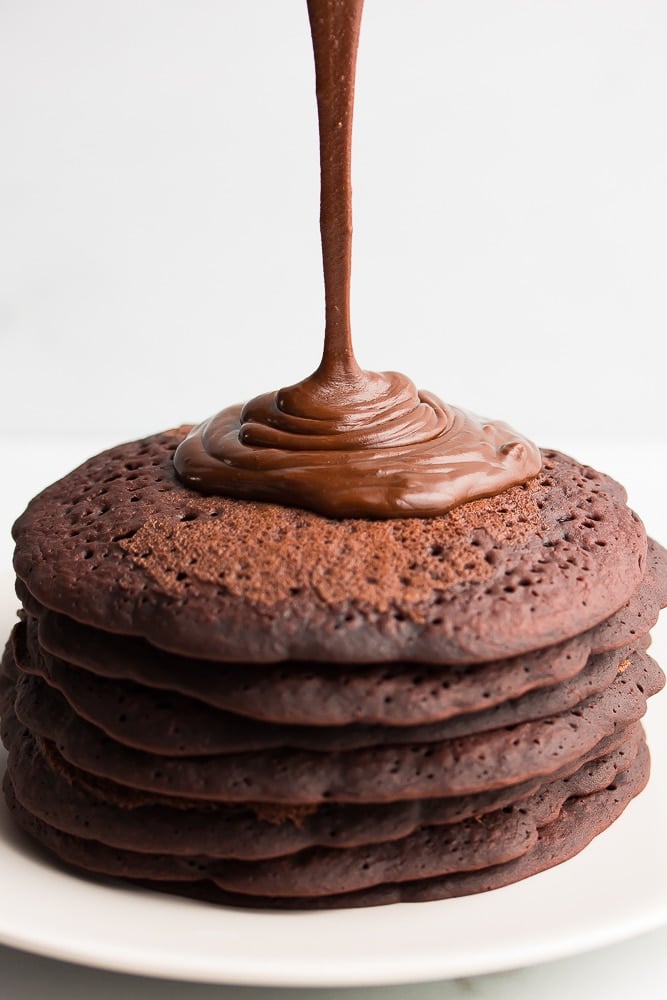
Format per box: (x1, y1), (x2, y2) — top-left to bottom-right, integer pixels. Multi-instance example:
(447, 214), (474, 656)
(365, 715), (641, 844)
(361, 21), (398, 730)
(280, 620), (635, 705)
(12, 429), (647, 664)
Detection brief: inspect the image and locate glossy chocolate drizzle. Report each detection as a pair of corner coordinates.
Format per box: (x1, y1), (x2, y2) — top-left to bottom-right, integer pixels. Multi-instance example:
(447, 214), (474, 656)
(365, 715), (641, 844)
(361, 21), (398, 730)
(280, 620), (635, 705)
(174, 0), (541, 518)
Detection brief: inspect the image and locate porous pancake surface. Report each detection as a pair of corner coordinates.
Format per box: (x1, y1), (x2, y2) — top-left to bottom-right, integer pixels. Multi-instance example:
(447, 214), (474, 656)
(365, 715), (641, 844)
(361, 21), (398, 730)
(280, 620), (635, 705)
(6, 723), (644, 858)
(9, 647), (661, 804)
(15, 537), (667, 731)
(9, 636), (634, 754)
(2, 433), (666, 909)
(12, 430), (647, 663)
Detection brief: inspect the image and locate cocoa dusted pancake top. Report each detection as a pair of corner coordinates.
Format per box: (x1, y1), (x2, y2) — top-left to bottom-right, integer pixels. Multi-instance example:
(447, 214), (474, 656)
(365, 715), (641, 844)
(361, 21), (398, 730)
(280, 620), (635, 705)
(12, 429), (647, 664)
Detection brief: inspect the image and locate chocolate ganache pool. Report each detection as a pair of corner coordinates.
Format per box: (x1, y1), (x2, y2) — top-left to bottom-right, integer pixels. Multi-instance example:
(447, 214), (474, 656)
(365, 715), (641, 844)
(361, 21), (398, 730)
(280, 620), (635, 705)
(174, 0), (541, 518)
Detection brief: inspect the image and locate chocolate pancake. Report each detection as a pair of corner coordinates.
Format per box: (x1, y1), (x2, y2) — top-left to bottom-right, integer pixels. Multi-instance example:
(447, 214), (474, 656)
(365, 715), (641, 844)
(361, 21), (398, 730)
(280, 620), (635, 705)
(14, 536), (665, 730)
(0, 640), (18, 748)
(9, 623), (639, 754)
(3, 459), (665, 909)
(12, 433), (648, 664)
(184, 741), (652, 909)
(19, 604), (608, 726)
(3, 736), (649, 905)
(5, 720), (642, 860)
(10, 647), (661, 803)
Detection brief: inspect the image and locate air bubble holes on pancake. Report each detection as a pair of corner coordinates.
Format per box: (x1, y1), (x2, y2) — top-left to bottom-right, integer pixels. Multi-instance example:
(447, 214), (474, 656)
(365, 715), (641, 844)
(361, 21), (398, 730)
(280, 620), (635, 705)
(12, 439), (652, 664)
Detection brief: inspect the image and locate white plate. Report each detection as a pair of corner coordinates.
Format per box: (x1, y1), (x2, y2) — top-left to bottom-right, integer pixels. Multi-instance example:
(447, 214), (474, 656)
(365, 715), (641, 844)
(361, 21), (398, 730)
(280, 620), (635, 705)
(0, 610), (666, 988)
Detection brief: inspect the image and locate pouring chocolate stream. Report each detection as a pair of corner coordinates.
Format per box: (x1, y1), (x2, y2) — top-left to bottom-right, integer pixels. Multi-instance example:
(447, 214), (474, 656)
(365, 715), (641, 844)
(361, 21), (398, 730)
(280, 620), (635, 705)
(174, 0), (541, 518)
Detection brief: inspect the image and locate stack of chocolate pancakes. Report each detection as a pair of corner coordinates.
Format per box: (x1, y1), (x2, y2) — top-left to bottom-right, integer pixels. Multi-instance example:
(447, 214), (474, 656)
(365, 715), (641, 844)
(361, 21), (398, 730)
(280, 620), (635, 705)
(1, 428), (666, 909)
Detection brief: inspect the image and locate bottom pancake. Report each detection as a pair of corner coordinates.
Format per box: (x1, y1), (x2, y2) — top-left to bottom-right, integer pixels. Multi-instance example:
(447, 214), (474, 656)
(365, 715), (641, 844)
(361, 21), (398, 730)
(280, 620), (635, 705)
(2, 727), (648, 906)
(149, 743), (648, 910)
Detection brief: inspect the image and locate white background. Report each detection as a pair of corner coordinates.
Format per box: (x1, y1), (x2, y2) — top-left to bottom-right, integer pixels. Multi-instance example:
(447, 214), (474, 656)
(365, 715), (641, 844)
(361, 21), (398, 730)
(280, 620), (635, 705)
(1, 0), (666, 451)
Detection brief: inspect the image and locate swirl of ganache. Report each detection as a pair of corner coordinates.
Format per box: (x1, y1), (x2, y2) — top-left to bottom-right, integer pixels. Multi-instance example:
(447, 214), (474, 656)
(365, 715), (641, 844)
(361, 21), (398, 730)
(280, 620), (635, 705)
(173, 370), (542, 518)
(174, 2), (542, 518)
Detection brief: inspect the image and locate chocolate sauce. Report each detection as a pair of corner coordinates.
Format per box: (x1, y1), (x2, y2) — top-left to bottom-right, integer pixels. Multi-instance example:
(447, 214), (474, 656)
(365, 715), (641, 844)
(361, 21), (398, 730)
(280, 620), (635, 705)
(174, 0), (541, 518)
